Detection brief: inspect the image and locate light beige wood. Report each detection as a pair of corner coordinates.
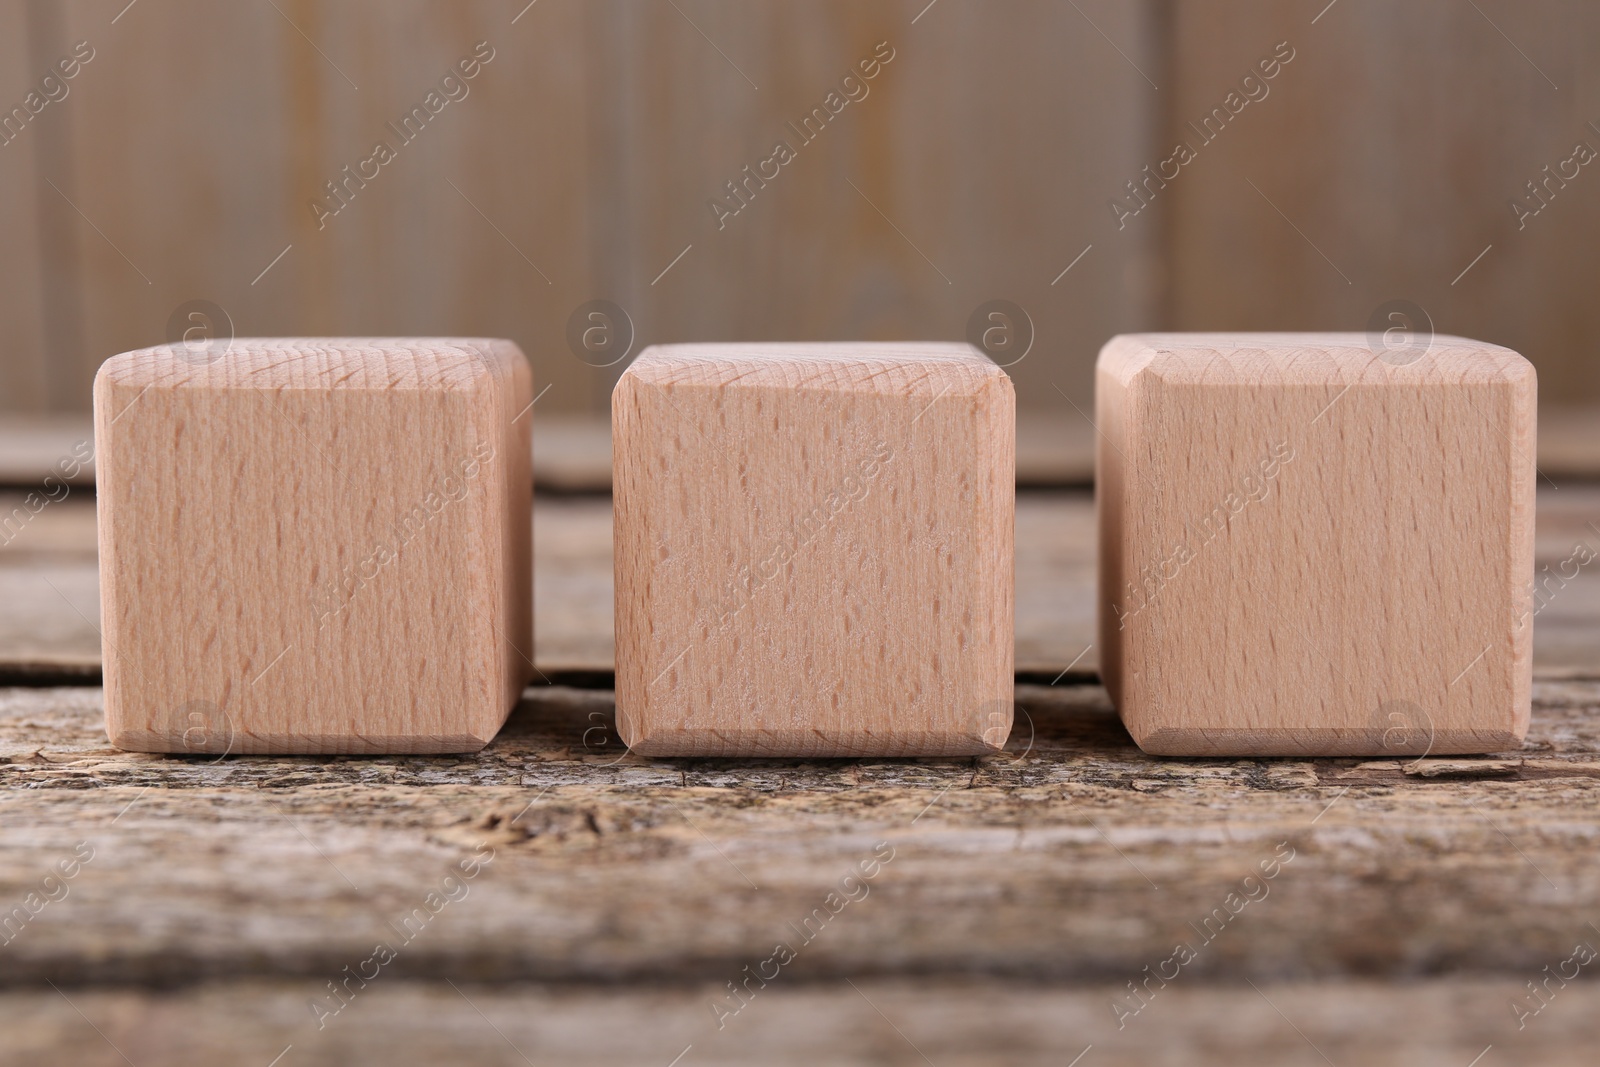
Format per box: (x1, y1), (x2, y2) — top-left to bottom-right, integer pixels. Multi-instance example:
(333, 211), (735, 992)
(92, 337), (532, 753)
(12, 486), (1600, 686)
(1, 413), (607, 493)
(613, 342), (1014, 756)
(1098, 332), (1537, 756)
(10, 408), (1600, 493)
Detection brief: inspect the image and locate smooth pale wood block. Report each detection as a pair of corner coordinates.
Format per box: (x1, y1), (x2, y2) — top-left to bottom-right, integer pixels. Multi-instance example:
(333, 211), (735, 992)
(94, 338), (533, 754)
(613, 343), (1015, 757)
(1097, 333), (1536, 756)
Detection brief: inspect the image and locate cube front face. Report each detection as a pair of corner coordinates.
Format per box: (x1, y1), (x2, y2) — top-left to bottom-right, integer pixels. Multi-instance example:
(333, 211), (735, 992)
(1098, 333), (1535, 757)
(614, 343), (1015, 757)
(95, 338), (533, 754)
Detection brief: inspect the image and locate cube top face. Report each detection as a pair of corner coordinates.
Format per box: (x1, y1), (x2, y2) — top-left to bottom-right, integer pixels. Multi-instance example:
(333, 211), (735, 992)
(94, 338), (533, 755)
(1096, 332), (1536, 757)
(1100, 332), (1532, 384)
(613, 343), (1015, 757)
(97, 337), (514, 394)
(620, 341), (1004, 390)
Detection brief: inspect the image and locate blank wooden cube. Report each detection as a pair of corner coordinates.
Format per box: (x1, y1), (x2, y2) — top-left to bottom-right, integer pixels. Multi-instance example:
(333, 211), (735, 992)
(1097, 332), (1536, 756)
(94, 338), (533, 754)
(613, 343), (1014, 757)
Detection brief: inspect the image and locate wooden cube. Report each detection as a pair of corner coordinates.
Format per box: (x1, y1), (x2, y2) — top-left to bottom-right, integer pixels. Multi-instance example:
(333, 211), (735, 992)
(94, 338), (533, 754)
(613, 343), (1014, 757)
(1097, 333), (1536, 756)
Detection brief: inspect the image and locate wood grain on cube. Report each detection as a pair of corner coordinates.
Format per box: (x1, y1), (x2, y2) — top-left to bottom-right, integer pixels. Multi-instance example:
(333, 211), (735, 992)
(94, 338), (533, 754)
(613, 343), (1014, 757)
(1098, 333), (1536, 756)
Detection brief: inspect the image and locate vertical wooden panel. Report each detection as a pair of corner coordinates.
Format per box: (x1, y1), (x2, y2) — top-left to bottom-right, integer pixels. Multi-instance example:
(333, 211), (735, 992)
(43, 0), (291, 409)
(23, 0), (1158, 416)
(277, 0), (600, 414)
(44, 0), (598, 414)
(588, 0), (1162, 411)
(11, 0), (1600, 416)
(0, 0), (51, 410)
(1164, 0), (1600, 402)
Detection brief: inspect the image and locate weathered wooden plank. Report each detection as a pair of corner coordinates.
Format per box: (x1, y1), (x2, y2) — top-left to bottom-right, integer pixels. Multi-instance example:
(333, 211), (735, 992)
(0, 681), (1597, 994)
(4, 487), (1599, 681)
(0, 483), (101, 679)
(1018, 413), (1095, 486)
(0, 563), (100, 679)
(2, 976), (1596, 1066)
(1529, 482), (1600, 677)
(1016, 490), (1095, 674)
(0, 491), (1095, 679)
(530, 495), (613, 673)
(2, 411), (1595, 491)
(0, 415), (94, 487)
(531, 414), (613, 493)
(0, 414), (613, 491)
(1540, 406), (1600, 481)
(0, 493), (619, 680)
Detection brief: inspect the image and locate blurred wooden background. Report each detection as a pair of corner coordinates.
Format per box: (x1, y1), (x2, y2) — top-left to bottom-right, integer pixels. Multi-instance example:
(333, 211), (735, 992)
(1, 0), (1596, 417)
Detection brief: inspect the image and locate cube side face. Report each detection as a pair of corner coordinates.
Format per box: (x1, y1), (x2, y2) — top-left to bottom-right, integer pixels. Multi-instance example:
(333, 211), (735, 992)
(1095, 337), (1155, 713)
(1105, 337), (1535, 756)
(614, 346), (1014, 757)
(479, 340), (536, 712)
(95, 340), (523, 754)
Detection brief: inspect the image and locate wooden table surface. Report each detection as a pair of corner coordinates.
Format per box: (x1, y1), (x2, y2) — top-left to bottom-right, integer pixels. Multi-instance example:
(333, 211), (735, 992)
(1, 414), (1598, 1065)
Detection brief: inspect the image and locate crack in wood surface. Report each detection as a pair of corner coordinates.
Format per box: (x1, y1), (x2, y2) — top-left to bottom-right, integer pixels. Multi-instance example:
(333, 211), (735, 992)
(1, 682), (1596, 993)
